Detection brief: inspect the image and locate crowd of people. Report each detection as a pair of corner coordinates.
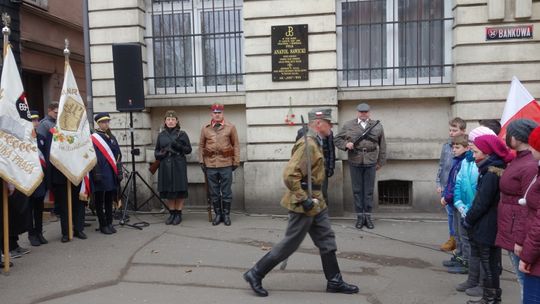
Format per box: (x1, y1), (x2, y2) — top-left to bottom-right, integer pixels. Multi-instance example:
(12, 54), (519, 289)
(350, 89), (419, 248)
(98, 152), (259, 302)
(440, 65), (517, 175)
(437, 117), (540, 303)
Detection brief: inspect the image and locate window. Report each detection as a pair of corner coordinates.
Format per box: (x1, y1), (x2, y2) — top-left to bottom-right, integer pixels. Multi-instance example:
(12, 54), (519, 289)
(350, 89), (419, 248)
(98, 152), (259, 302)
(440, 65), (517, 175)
(337, 0), (453, 87)
(378, 180), (411, 206)
(147, 0), (244, 94)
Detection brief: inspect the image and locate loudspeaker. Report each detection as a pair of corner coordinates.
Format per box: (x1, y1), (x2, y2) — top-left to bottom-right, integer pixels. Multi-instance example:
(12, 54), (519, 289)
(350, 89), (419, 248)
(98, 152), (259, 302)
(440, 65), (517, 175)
(112, 43), (145, 112)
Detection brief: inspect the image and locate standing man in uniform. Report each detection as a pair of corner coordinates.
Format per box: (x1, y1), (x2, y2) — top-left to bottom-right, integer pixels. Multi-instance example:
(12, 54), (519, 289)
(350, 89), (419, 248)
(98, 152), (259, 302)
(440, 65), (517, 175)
(37, 102), (58, 138)
(334, 103), (386, 230)
(199, 103), (240, 226)
(243, 108), (359, 297)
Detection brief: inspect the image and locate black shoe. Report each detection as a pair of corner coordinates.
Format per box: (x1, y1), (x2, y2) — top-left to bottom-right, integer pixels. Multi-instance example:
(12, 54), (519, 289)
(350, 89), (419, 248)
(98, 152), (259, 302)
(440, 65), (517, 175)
(61, 235), (70, 243)
(74, 231), (87, 239)
(37, 233), (48, 244)
(165, 212), (175, 225)
(100, 226), (113, 235)
(223, 213), (231, 226)
(326, 273), (359, 294)
(243, 269), (268, 297)
(212, 214), (223, 226)
(355, 215), (364, 229)
(364, 214), (374, 229)
(172, 212), (182, 225)
(108, 224), (117, 233)
(28, 234), (41, 247)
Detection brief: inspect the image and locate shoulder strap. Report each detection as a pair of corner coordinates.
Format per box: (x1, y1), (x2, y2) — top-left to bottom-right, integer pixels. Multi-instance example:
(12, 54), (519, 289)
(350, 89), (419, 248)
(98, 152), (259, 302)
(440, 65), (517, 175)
(91, 133), (118, 174)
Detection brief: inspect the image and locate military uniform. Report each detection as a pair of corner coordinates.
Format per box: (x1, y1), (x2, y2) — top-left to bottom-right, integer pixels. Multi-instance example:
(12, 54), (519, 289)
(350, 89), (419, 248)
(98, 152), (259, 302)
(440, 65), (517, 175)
(334, 103), (386, 229)
(243, 108), (358, 297)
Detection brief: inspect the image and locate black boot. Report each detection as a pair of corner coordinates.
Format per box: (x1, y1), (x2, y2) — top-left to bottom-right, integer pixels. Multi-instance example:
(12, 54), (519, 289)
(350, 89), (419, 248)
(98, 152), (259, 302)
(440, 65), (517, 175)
(36, 233), (48, 244)
(100, 225), (113, 235)
(243, 252), (281, 297)
(108, 224), (117, 233)
(364, 213), (374, 229)
(466, 288), (499, 304)
(172, 210), (182, 225)
(355, 214), (364, 229)
(321, 251), (359, 294)
(28, 234), (41, 247)
(165, 210), (175, 225)
(212, 202), (223, 226)
(223, 202), (231, 226)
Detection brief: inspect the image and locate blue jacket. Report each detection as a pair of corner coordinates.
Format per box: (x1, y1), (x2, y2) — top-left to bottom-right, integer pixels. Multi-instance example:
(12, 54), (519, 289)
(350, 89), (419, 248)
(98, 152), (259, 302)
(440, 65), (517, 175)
(90, 130), (122, 192)
(442, 152), (467, 206)
(454, 151), (479, 216)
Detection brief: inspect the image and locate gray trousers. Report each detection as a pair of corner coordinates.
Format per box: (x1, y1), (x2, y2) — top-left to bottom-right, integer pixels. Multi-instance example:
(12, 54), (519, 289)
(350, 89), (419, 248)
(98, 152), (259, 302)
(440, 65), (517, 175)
(350, 164), (376, 213)
(207, 166), (233, 204)
(258, 208), (337, 273)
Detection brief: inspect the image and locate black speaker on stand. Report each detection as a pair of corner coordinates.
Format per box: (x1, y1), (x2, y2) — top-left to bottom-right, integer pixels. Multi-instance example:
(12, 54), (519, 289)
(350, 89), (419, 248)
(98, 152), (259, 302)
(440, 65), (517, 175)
(112, 43), (168, 226)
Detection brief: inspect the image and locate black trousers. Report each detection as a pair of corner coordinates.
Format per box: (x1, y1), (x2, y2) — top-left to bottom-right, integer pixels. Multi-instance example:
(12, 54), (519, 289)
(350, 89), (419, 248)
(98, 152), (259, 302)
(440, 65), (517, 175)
(94, 191), (114, 227)
(53, 183), (85, 236)
(28, 195), (45, 235)
(470, 240), (501, 289)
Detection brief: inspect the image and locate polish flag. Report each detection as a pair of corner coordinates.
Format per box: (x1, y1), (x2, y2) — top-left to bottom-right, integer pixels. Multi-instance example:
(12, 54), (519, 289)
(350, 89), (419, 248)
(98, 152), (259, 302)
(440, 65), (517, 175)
(500, 76), (540, 140)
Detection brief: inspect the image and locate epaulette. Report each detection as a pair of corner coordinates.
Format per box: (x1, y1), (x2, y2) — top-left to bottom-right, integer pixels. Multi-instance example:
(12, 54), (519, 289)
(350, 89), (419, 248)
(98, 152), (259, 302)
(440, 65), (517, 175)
(488, 166), (504, 177)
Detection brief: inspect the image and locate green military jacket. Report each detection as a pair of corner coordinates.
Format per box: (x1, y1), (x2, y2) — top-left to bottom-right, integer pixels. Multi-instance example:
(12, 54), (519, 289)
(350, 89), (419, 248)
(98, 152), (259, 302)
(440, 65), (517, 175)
(280, 129), (327, 216)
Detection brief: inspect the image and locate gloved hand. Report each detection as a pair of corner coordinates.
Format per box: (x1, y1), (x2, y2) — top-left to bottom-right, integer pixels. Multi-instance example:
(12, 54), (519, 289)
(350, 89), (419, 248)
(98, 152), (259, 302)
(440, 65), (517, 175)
(200, 163), (207, 173)
(326, 168), (334, 178)
(302, 198), (314, 211)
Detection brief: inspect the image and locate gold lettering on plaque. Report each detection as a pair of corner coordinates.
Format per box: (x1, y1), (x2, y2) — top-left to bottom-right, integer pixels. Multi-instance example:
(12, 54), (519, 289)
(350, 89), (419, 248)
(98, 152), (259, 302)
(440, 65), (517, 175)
(285, 26), (294, 37)
(58, 97), (84, 132)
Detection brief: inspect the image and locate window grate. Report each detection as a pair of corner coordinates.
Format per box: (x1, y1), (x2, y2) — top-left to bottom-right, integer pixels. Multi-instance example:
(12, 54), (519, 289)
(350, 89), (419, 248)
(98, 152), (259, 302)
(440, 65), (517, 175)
(336, 0), (453, 87)
(146, 0), (244, 94)
(378, 180), (411, 206)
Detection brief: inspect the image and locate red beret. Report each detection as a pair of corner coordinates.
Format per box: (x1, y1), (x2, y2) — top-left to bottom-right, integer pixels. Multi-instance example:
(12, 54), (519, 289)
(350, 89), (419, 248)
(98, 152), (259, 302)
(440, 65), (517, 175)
(529, 126), (540, 152)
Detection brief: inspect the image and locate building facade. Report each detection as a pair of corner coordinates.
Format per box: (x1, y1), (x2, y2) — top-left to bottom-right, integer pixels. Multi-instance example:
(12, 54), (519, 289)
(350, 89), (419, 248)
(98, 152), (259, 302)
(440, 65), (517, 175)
(87, 0), (540, 214)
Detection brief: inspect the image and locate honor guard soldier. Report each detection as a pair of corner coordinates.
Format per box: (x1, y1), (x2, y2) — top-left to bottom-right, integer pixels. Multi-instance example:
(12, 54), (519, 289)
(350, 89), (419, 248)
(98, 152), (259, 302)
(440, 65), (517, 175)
(243, 108), (359, 297)
(334, 103), (386, 229)
(199, 103), (240, 226)
(28, 111), (48, 246)
(90, 113), (122, 234)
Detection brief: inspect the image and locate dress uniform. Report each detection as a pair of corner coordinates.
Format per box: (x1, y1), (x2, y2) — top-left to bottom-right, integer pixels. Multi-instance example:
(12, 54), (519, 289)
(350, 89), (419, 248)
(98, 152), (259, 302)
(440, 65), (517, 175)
(90, 113), (122, 234)
(243, 108), (359, 297)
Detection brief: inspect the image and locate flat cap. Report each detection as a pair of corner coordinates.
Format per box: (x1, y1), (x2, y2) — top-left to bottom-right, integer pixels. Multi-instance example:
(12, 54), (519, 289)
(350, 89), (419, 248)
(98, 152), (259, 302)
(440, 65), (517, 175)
(356, 103), (370, 112)
(94, 112), (111, 123)
(308, 107), (332, 122)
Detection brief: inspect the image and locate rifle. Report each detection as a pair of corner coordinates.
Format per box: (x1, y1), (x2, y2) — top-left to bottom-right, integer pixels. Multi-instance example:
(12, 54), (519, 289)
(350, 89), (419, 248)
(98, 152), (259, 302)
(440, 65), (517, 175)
(351, 120), (380, 148)
(203, 169), (212, 222)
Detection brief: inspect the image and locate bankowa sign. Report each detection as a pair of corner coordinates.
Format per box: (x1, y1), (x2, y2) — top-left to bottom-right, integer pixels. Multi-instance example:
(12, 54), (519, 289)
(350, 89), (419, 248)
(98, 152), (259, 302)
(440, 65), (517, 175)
(486, 25), (533, 41)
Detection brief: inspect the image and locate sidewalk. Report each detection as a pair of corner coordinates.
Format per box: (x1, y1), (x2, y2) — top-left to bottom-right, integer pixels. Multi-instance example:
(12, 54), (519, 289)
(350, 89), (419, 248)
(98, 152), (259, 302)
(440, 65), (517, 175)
(0, 211), (518, 304)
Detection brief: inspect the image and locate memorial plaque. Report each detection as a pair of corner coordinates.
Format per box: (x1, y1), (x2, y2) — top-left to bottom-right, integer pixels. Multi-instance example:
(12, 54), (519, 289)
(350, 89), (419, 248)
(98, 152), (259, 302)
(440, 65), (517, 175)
(271, 24), (308, 81)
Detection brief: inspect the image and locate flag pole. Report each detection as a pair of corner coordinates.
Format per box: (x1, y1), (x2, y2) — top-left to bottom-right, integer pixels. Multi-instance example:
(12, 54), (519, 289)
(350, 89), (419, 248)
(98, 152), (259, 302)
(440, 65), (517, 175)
(2, 13), (11, 274)
(63, 40), (74, 241)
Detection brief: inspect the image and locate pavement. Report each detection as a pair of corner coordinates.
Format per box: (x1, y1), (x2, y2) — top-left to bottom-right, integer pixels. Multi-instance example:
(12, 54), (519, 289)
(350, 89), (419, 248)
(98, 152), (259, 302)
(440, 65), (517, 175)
(0, 210), (520, 304)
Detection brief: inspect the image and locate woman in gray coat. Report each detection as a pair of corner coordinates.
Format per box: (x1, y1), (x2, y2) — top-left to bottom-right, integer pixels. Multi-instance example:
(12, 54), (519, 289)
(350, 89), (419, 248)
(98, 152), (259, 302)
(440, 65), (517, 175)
(155, 110), (192, 225)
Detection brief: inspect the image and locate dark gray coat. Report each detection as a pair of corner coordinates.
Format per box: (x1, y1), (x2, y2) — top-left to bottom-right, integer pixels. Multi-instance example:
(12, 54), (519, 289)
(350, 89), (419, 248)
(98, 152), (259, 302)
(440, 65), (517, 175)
(155, 127), (192, 195)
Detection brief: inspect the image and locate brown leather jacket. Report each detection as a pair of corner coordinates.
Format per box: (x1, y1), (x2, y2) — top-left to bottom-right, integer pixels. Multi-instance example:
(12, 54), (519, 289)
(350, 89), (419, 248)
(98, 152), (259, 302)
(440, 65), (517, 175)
(199, 120), (240, 168)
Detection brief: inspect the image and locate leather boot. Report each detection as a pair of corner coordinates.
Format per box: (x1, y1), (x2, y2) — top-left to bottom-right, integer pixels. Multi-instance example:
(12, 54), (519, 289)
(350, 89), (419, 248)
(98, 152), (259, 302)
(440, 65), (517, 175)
(243, 252), (280, 297)
(28, 234), (41, 247)
(36, 233), (48, 244)
(466, 288), (499, 304)
(364, 213), (374, 229)
(321, 251), (359, 294)
(223, 202), (231, 226)
(172, 210), (182, 225)
(355, 214), (364, 229)
(165, 210), (175, 225)
(100, 225), (113, 235)
(212, 202), (223, 226)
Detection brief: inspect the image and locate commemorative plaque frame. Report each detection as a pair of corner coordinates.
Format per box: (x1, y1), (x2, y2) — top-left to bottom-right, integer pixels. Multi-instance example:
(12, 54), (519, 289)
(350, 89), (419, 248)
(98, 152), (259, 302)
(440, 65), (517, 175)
(271, 24), (309, 81)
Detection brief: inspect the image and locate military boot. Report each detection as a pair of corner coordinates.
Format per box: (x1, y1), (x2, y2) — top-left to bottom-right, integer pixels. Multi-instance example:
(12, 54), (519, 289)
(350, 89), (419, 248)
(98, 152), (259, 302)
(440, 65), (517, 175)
(322, 251), (359, 294)
(223, 202), (231, 226)
(243, 252), (280, 297)
(355, 214), (365, 229)
(212, 202), (223, 226)
(364, 213), (374, 229)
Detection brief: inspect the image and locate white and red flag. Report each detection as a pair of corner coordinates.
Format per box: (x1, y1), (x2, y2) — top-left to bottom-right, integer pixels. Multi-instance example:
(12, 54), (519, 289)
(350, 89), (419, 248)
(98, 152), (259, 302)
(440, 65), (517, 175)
(500, 76), (540, 139)
(0, 44), (43, 196)
(49, 59), (97, 186)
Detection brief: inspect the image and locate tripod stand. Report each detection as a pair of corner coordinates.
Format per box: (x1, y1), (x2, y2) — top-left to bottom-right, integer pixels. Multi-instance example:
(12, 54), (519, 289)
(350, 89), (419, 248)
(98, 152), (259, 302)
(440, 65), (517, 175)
(117, 112), (169, 229)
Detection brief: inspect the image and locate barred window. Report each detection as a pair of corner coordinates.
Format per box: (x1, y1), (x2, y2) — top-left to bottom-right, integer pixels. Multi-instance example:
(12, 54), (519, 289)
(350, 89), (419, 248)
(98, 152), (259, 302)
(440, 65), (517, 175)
(147, 0), (244, 94)
(336, 0), (453, 87)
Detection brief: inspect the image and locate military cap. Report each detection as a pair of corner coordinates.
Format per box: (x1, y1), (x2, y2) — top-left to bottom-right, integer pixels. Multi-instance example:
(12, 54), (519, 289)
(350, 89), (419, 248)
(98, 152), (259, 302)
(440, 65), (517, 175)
(308, 108), (332, 122)
(356, 103), (370, 112)
(30, 110), (40, 120)
(211, 103), (224, 113)
(164, 110), (178, 119)
(94, 112), (111, 123)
